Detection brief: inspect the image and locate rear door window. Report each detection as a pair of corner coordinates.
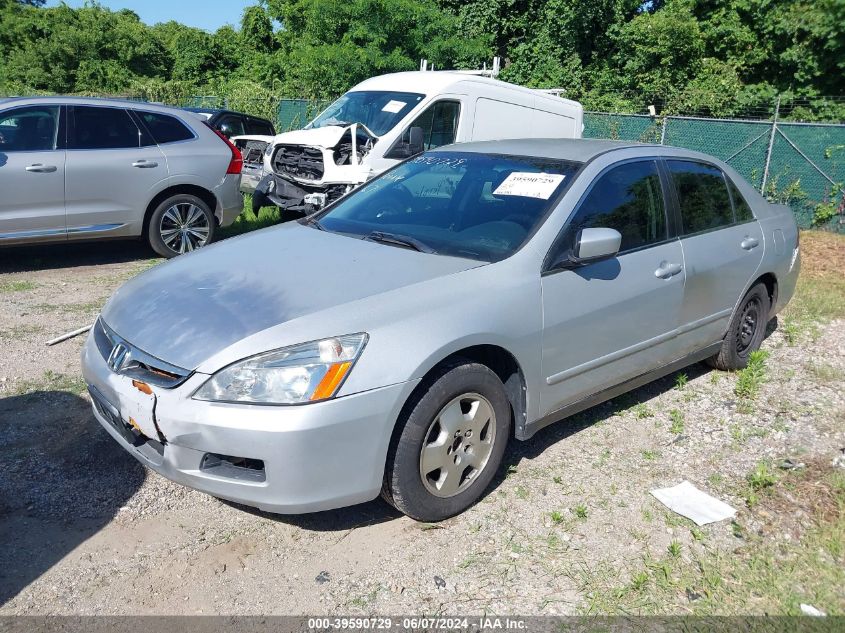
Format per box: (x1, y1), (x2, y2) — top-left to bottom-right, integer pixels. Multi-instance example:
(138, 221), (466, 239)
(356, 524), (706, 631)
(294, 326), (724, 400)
(134, 111), (194, 144)
(728, 179), (755, 222)
(246, 118), (274, 136)
(553, 160), (667, 258)
(217, 115), (245, 138)
(667, 160), (734, 234)
(0, 106), (60, 152)
(69, 106), (141, 150)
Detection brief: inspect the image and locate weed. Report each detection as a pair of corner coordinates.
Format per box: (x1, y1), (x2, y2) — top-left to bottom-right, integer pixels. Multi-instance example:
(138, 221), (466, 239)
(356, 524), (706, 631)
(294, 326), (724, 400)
(629, 570), (649, 591)
(641, 508), (653, 523)
(747, 461), (777, 491)
(734, 350), (769, 411)
(708, 473), (724, 487)
(667, 541), (682, 558)
(573, 504), (588, 519)
(641, 449), (660, 461)
(781, 319), (800, 345)
(552, 475), (563, 484)
(675, 373), (688, 390)
(515, 486), (529, 500)
(550, 511), (564, 524)
(807, 362), (844, 383)
(669, 409), (685, 434)
(633, 403), (654, 419)
(690, 527), (705, 542)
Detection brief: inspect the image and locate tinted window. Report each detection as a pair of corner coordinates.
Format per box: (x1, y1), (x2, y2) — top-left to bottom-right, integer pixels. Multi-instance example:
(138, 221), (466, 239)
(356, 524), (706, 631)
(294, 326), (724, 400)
(318, 152), (580, 262)
(135, 111), (194, 144)
(556, 160), (666, 257)
(668, 160), (734, 234)
(0, 106), (59, 152)
(728, 179), (754, 222)
(247, 119), (274, 135)
(412, 101), (460, 150)
(70, 106), (140, 149)
(217, 115), (244, 138)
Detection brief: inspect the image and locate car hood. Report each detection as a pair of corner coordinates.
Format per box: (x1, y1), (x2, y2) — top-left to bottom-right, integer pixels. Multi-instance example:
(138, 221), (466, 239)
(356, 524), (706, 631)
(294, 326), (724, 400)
(100, 223), (481, 370)
(271, 126), (350, 148)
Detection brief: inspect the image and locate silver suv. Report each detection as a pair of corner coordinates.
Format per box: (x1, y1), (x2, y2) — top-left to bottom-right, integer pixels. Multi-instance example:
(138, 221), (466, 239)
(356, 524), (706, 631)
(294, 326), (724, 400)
(0, 97), (243, 257)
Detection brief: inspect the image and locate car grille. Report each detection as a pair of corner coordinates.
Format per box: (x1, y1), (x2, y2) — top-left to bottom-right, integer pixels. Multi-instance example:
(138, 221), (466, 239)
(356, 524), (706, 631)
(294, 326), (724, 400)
(93, 318), (190, 388)
(271, 144), (325, 180)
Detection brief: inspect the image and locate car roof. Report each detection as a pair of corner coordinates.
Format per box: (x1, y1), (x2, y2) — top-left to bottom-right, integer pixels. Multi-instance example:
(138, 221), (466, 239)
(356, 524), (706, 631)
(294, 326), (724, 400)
(351, 71), (582, 110)
(435, 138), (648, 163)
(436, 137), (741, 166)
(0, 95), (202, 117)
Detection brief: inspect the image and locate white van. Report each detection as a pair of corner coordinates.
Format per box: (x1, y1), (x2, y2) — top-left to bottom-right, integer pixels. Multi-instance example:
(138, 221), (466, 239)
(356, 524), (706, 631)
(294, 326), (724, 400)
(239, 71), (583, 213)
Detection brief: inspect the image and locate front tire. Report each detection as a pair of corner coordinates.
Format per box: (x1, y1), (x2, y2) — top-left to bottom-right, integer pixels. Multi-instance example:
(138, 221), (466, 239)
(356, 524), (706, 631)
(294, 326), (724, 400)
(382, 360), (511, 521)
(147, 194), (215, 258)
(707, 283), (771, 371)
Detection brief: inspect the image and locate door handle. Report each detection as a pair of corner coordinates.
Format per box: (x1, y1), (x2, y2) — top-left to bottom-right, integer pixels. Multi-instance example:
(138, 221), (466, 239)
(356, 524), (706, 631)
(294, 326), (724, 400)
(132, 160), (158, 168)
(25, 164), (57, 173)
(741, 236), (759, 250)
(654, 261), (683, 279)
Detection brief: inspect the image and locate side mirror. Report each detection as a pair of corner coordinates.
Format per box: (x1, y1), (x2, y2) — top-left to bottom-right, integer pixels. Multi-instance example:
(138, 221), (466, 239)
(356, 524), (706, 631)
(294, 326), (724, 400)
(218, 124), (234, 138)
(568, 227), (622, 266)
(407, 126), (424, 155)
(386, 126), (425, 159)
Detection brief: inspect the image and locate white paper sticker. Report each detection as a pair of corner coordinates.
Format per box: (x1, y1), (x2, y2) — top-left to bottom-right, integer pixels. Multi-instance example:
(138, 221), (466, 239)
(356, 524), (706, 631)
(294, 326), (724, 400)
(382, 100), (407, 113)
(493, 172), (565, 199)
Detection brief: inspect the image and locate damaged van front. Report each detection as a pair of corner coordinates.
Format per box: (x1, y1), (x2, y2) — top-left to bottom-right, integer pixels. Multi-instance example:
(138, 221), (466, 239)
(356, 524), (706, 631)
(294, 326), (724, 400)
(251, 89), (426, 214)
(248, 71), (584, 217)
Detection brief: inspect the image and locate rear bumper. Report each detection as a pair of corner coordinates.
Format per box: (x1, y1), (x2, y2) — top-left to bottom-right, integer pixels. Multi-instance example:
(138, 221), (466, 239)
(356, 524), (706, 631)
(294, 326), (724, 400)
(214, 174), (244, 227)
(81, 329), (420, 514)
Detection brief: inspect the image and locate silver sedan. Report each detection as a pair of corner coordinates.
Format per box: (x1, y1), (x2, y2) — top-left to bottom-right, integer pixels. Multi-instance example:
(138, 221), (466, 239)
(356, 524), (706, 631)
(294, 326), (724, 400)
(81, 139), (800, 521)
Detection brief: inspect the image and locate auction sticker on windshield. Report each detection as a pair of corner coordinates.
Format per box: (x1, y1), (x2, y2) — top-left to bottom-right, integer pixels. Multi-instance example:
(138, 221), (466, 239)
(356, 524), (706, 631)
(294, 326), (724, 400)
(382, 100), (407, 113)
(493, 172), (565, 199)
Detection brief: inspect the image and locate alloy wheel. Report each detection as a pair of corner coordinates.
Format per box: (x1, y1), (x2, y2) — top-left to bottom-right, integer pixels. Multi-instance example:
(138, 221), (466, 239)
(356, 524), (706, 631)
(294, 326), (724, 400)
(159, 203), (211, 254)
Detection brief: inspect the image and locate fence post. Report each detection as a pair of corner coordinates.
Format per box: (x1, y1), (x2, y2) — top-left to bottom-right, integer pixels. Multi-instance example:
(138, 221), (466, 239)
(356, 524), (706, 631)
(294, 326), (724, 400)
(659, 116), (668, 145)
(761, 96), (781, 195)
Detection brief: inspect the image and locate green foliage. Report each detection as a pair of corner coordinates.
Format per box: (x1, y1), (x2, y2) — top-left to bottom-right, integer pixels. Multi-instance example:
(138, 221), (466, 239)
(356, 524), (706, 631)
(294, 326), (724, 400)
(0, 0), (843, 120)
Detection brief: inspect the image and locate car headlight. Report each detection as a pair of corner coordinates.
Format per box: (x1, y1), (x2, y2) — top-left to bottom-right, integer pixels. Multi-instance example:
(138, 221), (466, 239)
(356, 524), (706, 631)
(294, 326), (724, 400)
(193, 333), (367, 404)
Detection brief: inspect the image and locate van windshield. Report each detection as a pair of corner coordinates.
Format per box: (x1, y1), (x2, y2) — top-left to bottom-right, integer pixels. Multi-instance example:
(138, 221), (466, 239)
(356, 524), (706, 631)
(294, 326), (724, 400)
(314, 151), (582, 262)
(308, 91), (425, 136)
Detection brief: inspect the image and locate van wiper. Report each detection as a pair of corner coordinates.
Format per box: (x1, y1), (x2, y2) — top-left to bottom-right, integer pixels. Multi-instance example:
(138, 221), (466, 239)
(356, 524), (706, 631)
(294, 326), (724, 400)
(365, 231), (436, 254)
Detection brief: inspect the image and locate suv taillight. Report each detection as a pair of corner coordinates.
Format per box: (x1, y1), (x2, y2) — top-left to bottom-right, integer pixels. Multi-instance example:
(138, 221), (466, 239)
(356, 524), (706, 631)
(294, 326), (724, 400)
(213, 129), (243, 175)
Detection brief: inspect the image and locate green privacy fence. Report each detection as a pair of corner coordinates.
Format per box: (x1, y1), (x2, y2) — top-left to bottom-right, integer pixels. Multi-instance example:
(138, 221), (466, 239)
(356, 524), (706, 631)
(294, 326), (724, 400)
(583, 112), (845, 231)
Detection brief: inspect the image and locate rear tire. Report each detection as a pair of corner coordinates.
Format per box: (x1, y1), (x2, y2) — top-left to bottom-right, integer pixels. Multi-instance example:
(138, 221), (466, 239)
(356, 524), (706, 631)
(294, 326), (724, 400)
(707, 283), (770, 371)
(147, 194), (216, 258)
(382, 359), (511, 521)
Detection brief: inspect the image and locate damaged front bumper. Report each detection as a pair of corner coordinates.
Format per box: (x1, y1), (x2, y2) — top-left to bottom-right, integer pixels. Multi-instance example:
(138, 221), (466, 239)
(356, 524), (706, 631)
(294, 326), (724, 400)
(80, 325), (419, 514)
(251, 173), (352, 216)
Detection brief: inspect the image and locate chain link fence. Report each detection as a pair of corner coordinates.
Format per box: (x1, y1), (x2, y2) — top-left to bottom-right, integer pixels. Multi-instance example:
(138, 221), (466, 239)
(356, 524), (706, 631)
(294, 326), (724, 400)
(584, 112), (845, 231)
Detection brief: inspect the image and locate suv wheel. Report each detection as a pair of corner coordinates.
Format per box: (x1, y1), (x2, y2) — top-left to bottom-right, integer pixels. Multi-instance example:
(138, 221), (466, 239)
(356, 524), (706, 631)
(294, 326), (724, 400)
(382, 360), (511, 521)
(147, 194), (216, 258)
(707, 282), (771, 371)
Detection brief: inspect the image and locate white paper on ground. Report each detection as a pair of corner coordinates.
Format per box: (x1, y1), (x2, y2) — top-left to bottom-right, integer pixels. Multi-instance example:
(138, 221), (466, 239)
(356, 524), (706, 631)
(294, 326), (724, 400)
(382, 100), (407, 113)
(650, 480), (736, 526)
(493, 172), (565, 199)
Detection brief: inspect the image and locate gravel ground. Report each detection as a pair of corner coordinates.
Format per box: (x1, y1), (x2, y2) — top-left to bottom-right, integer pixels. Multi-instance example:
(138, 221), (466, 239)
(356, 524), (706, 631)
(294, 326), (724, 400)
(0, 238), (843, 615)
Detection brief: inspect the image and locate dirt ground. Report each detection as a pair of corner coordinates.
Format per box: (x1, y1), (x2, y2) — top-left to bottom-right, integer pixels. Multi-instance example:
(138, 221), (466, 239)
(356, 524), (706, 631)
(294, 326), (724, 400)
(0, 234), (843, 616)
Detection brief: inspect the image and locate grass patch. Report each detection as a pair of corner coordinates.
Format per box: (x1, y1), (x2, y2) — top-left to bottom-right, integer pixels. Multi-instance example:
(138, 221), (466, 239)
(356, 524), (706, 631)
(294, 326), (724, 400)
(13, 370), (87, 396)
(0, 280), (37, 292)
(668, 409), (684, 435)
(580, 462), (844, 615)
(219, 196), (284, 239)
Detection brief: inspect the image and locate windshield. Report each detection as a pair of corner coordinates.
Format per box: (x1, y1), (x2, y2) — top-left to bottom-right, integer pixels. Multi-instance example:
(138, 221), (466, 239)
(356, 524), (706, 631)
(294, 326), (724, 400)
(308, 91), (425, 136)
(315, 152), (581, 262)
